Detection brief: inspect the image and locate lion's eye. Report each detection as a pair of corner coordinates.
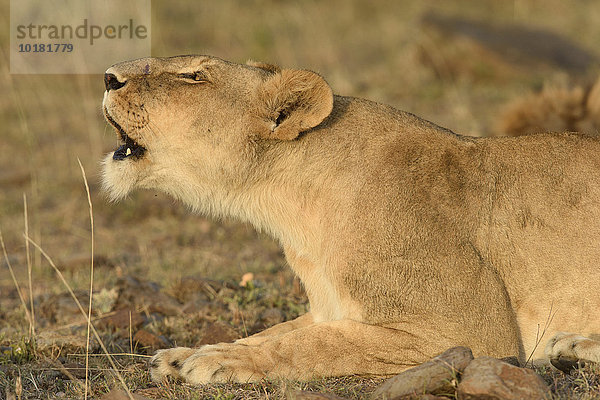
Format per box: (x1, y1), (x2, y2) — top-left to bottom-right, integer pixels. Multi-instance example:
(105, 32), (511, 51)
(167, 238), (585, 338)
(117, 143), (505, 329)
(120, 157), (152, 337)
(178, 71), (207, 83)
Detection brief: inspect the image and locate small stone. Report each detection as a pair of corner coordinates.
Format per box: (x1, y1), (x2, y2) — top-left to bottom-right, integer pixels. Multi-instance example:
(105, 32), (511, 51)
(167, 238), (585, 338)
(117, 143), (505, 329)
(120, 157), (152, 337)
(196, 321), (240, 346)
(96, 308), (145, 330)
(239, 272), (254, 287)
(372, 346), (473, 399)
(133, 329), (169, 350)
(457, 357), (549, 400)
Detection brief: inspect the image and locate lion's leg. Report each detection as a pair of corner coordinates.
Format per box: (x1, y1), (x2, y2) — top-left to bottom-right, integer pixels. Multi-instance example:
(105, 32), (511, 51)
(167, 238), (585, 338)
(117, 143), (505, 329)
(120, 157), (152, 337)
(234, 312), (314, 345)
(545, 332), (600, 372)
(150, 319), (448, 384)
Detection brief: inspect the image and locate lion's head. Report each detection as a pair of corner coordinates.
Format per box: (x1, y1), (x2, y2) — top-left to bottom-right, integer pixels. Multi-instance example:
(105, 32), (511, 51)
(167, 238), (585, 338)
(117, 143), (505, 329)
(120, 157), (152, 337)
(101, 55), (333, 208)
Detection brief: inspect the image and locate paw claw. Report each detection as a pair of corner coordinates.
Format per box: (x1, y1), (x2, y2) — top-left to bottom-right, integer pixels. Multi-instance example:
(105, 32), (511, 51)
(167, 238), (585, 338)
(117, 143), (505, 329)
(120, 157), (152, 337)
(148, 344), (266, 384)
(545, 332), (599, 373)
(149, 347), (195, 382)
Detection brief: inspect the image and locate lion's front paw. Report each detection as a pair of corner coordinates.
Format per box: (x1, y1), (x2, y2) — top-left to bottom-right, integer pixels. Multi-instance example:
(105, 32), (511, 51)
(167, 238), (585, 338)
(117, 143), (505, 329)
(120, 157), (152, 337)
(150, 344), (268, 384)
(545, 332), (600, 373)
(150, 347), (197, 382)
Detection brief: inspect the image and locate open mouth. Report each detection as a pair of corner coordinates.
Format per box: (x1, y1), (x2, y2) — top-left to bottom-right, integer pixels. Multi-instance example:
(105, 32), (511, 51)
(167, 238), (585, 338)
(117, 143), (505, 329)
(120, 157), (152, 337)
(104, 109), (146, 161)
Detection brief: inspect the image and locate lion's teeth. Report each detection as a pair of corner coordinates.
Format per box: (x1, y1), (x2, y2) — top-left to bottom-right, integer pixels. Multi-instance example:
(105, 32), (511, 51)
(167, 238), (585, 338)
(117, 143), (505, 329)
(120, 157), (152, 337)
(126, 148), (132, 156)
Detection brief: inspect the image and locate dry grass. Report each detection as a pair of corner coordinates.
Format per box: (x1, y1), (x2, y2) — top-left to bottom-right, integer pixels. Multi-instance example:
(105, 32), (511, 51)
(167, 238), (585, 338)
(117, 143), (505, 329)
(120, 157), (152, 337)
(2, 0), (600, 398)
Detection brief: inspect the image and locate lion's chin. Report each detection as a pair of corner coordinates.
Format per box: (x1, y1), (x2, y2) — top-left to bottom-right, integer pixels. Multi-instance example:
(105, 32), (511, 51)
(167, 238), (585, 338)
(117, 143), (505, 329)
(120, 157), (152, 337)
(101, 152), (142, 201)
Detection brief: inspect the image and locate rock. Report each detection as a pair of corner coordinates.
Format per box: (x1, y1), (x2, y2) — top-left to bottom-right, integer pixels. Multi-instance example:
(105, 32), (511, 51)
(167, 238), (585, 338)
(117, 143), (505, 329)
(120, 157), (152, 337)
(372, 346), (473, 399)
(289, 390), (349, 400)
(96, 308), (145, 330)
(196, 321), (240, 346)
(133, 329), (169, 350)
(457, 357), (549, 400)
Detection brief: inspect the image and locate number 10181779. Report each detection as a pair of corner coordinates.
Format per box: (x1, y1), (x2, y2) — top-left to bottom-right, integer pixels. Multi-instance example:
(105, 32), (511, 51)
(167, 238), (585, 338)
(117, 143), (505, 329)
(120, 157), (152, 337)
(18, 43), (74, 52)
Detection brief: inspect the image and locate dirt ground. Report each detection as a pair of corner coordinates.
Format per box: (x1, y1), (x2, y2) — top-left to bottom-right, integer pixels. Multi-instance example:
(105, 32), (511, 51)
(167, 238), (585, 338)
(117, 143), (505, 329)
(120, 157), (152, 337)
(2, 1), (600, 398)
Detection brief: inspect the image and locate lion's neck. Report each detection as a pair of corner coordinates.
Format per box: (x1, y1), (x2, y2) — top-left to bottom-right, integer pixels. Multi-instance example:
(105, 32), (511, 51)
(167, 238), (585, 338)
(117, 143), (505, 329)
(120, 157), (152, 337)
(167, 148), (327, 260)
(243, 185), (321, 250)
(227, 158), (326, 258)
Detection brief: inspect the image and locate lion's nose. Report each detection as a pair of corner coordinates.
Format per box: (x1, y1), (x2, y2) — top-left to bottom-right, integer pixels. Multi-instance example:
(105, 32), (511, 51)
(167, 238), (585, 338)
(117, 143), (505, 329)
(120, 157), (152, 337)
(104, 73), (127, 91)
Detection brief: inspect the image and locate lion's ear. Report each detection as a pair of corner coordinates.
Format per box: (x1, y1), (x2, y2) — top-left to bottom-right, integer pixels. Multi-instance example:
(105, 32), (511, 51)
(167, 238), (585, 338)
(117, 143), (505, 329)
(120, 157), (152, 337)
(255, 69), (333, 140)
(246, 59), (281, 74)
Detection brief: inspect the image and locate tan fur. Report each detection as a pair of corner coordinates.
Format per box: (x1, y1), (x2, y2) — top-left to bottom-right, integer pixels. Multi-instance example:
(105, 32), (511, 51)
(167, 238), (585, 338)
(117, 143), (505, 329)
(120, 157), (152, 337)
(101, 55), (600, 384)
(498, 77), (600, 136)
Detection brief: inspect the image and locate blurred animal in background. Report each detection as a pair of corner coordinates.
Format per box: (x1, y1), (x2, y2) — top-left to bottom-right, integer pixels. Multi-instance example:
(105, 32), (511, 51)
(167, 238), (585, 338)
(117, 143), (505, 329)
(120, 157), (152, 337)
(420, 11), (600, 137)
(498, 77), (600, 136)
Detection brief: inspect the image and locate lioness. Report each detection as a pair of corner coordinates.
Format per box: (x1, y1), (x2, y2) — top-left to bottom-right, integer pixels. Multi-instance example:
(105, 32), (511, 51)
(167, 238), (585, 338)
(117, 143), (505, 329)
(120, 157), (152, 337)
(499, 76), (600, 137)
(101, 55), (600, 384)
